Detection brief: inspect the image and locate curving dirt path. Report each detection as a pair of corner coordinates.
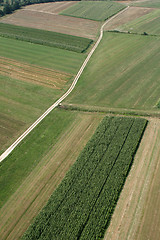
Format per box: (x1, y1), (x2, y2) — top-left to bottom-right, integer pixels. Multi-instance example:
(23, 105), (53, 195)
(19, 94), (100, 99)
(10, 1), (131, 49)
(0, 6), (129, 163)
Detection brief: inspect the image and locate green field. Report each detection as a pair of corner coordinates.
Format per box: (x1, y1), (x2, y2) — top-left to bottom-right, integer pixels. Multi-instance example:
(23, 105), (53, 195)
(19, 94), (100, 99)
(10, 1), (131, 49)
(60, 1), (125, 21)
(22, 116), (147, 240)
(119, 9), (160, 35)
(0, 109), (76, 209)
(66, 32), (160, 111)
(0, 37), (85, 74)
(0, 23), (93, 53)
(131, 0), (160, 8)
(0, 36), (85, 153)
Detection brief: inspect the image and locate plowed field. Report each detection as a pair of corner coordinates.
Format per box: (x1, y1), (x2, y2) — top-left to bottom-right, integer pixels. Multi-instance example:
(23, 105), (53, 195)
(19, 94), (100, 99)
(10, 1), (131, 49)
(0, 7), (100, 39)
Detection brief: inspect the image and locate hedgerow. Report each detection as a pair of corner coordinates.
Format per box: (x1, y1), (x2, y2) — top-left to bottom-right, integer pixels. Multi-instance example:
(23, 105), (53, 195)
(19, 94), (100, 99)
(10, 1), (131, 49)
(22, 116), (147, 240)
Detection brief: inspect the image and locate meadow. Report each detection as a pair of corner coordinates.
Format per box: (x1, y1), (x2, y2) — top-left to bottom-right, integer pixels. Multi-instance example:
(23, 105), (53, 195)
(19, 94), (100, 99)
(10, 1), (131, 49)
(0, 23), (93, 53)
(119, 9), (160, 35)
(22, 116), (147, 240)
(60, 1), (125, 21)
(66, 32), (160, 111)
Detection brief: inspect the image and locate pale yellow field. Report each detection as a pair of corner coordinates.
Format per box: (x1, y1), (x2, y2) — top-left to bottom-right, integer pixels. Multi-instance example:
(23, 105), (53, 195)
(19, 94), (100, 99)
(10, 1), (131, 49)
(104, 118), (160, 240)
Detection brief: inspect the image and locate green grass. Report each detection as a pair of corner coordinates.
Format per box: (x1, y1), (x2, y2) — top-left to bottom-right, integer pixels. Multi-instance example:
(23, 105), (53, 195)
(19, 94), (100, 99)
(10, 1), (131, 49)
(0, 109), (76, 209)
(0, 74), (63, 123)
(0, 23), (93, 53)
(60, 1), (125, 21)
(22, 116), (147, 240)
(0, 37), (85, 74)
(131, 0), (160, 8)
(66, 32), (160, 111)
(119, 9), (160, 36)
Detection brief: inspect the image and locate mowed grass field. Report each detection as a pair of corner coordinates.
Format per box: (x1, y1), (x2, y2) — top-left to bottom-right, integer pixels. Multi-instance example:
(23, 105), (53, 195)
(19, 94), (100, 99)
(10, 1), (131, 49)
(104, 119), (160, 240)
(119, 9), (160, 35)
(0, 36), (85, 153)
(61, 1), (125, 21)
(66, 32), (160, 111)
(0, 111), (103, 240)
(132, 0), (160, 8)
(0, 23), (93, 53)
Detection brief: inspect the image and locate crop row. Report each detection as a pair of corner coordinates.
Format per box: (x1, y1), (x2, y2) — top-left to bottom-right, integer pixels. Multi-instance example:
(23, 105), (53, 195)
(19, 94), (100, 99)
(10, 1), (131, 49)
(22, 116), (147, 240)
(0, 23), (93, 53)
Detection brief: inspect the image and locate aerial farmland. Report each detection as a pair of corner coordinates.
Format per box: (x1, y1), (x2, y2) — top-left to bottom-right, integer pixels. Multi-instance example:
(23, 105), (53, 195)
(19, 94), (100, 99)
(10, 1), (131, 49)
(0, 0), (160, 240)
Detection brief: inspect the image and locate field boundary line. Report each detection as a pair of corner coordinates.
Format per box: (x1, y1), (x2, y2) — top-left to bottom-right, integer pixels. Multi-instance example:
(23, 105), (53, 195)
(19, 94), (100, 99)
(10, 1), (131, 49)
(0, 6), (129, 162)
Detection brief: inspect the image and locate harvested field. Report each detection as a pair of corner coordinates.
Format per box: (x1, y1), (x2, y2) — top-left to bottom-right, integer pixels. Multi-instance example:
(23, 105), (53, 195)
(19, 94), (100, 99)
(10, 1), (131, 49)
(131, 0), (160, 8)
(24, 1), (77, 14)
(0, 8), (101, 39)
(119, 8), (160, 35)
(0, 57), (71, 89)
(0, 112), (103, 240)
(104, 6), (153, 31)
(104, 118), (160, 240)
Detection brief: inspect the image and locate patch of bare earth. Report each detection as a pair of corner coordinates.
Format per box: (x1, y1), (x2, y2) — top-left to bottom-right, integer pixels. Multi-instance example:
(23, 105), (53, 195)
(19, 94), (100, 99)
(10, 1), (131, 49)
(104, 118), (160, 240)
(104, 6), (153, 30)
(24, 1), (77, 14)
(0, 7), (101, 39)
(0, 57), (71, 89)
(0, 112), (103, 240)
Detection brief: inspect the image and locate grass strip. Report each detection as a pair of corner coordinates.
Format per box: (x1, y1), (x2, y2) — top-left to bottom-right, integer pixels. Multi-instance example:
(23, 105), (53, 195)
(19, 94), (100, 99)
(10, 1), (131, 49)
(22, 116), (147, 240)
(0, 109), (75, 209)
(0, 23), (93, 53)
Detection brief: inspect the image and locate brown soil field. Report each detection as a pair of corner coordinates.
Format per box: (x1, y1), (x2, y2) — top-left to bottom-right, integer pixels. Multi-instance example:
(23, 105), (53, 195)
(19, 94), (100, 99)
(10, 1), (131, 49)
(104, 118), (160, 240)
(0, 7), (101, 39)
(104, 6), (153, 31)
(0, 57), (71, 89)
(24, 1), (77, 14)
(0, 112), (103, 240)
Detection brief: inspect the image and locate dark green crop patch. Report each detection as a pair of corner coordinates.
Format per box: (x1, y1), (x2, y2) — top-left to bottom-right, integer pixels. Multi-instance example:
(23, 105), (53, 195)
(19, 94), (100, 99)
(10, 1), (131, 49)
(22, 116), (147, 240)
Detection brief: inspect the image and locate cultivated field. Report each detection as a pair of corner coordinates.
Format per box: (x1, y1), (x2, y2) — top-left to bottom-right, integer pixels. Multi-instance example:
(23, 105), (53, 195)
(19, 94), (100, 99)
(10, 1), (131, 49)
(61, 1), (125, 21)
(0, 37), (85, 74)
(104, 118), (160, 240)
(104, 6), (153, 31)
(0, 111), (103, 240)
(119, 9), (160, 35)
(0, 36), (85, 153)
(0, 6), (101, 39)
(131, 0), (160, 8)
(0, 23), (93, 53)
(24, 1), (77, 13)
(66, 32), (160, 111)
(22, 116), (147, 239)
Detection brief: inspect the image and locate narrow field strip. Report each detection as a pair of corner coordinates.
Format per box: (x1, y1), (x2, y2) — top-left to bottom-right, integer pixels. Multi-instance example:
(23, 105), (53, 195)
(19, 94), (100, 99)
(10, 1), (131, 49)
(22, 116), (147, 240)
(0, 57), (71, 89)
(104, 119), (160, 240)
(0, 112), (103, 240)
(24, 2), (77, 14)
